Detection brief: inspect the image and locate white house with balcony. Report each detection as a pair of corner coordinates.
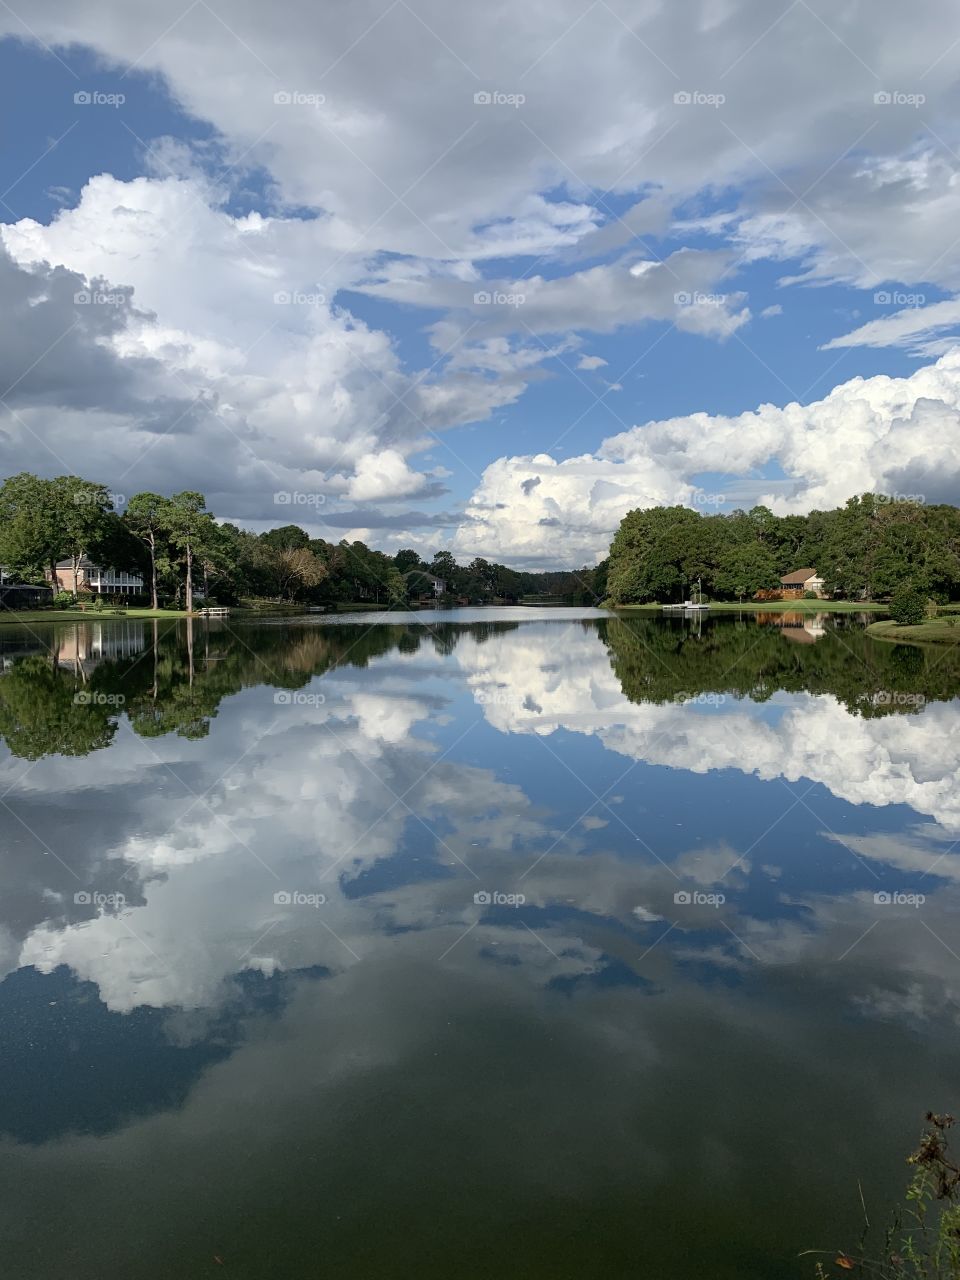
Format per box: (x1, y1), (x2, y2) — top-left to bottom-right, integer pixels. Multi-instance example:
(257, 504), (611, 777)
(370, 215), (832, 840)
(49, 559), (144, 596)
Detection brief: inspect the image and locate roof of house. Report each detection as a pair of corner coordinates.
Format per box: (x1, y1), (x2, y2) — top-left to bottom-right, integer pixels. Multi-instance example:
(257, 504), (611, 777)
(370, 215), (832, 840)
(780, 567), (819, 584)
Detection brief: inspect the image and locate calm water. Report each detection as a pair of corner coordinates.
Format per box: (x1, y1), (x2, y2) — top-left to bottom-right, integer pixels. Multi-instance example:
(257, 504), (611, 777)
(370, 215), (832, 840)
(1, 608), (959, 1278)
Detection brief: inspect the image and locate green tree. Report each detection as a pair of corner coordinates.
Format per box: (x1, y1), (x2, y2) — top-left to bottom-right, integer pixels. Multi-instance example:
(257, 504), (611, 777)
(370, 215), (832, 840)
(259, 524), (310, 551)
(54, 477), (117, 596)
(607, 506), (709, 603)
(714, 541), (780, 600)
(125, 492), (170, 609)
(394, 548), (424, 575)
(890, 588), (926, 625)
(0, 473), (62, 587)
(0, 656), (118, 758)
(160, 491), (215, 612)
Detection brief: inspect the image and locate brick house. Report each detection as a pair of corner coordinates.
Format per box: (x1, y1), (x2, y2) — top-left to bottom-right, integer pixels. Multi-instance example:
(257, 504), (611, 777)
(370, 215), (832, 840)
(778, 568), (826, 599)
(49, 559), (144, 596)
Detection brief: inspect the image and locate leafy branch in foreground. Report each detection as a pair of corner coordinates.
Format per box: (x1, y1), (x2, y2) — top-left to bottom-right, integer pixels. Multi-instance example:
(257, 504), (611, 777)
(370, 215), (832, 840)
(805, 1113), (960, 1278)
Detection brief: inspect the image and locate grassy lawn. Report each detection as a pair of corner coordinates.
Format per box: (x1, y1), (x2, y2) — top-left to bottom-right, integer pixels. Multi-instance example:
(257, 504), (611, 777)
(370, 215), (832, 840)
(608, 599), (884, 613)
(866, 618), (960, 645)
(0, 607), (188, 624)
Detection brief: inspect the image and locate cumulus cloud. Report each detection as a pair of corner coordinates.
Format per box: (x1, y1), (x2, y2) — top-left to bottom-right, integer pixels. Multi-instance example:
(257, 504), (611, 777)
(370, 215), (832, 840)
(456, 625), (960, 830)
(454, 349), (960, 564)
(0, 174), (526, 514)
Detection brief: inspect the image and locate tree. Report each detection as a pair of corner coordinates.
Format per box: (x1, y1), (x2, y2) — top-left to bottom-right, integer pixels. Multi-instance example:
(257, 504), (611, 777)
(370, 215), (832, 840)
(889, 588), (926, 625)
(256, 543), (328, 600)
(714, 541), (780, 601)
(0, 474), (116, 597)
(394, 548), (424, 575)
(0, 656), (118, 758)
(160, 491), (215, 613)
(54, 477), (116, 596)
(125, 493), (169, 609)
(0, 473), (61, 586)
(259, 524), (310, 551)
(606, 506), (708, 603)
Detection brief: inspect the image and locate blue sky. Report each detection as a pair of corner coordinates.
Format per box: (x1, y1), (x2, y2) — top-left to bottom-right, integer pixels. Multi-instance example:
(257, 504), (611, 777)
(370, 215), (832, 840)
(1, 2), (959, 565)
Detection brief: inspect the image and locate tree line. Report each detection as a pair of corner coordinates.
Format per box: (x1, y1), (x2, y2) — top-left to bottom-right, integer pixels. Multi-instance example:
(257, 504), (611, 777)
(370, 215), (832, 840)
(0, 472), (606, 608)
(605, 495), (960, 603)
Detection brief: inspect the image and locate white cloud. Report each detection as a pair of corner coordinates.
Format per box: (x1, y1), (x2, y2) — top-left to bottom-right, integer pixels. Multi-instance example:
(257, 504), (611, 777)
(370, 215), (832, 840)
(456, 625), (960, 830)
(0, 175), (525, 513)
(455, 349), (960, 564)
(8, 0), (960, 272)
(577, 355), (608, 370)
(360, 250), (751, 343)
(346, 449), (431, 501)
(823, 299), (960, 355)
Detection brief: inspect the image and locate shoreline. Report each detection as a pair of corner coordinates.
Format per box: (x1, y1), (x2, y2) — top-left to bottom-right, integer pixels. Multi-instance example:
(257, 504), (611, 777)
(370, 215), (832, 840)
(866, 618), (960, 646)
(607, 600), (884, 613)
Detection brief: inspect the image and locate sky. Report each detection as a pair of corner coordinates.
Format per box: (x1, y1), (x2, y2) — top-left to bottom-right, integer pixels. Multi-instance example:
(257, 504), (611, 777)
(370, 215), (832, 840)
(1, 0), (959, 568)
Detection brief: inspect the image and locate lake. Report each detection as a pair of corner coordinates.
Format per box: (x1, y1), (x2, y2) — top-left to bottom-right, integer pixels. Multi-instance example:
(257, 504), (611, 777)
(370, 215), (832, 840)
(1, 607), (959, 1278)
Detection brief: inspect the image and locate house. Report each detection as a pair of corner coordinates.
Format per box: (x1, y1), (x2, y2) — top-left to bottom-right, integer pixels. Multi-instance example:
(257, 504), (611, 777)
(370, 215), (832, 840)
(48, 559), (144, 596)
(56, 621), (146, 674)
(756, 610), (826, 643)
(778, 568), (825, 599)
(403, 570), (446, 602)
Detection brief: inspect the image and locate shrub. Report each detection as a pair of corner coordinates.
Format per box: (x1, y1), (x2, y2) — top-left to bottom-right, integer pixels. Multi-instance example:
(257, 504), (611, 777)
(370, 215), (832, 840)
(53, 590), (74, 609)
(803, 590), (819, 599)
(890, 589), (926, 626)
(811, 1113), (960, 1279)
